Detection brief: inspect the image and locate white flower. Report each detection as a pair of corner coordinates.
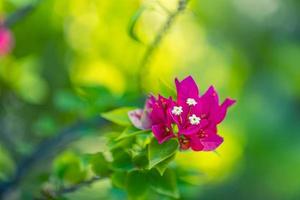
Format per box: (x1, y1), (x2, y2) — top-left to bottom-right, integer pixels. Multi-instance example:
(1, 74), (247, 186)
(189, 114), (201, 125)
(186, 98), (197, 106)
(172, 106), (183, 116)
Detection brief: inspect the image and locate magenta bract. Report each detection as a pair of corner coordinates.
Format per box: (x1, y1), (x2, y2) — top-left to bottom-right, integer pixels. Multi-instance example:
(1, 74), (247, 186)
(0, 26), (14, 56)
(129, 76), (236, 152)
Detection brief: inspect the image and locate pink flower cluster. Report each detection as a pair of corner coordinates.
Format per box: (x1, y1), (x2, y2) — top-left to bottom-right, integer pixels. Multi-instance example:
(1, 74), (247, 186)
(0, 24), (14, 56)
(128, 76), (236, 151)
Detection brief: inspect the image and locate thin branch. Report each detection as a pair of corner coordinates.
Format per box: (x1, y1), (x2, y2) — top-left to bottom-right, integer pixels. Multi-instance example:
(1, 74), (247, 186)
(137, 0), (189, 93)
(3, 0), (43, 27)
(56, 176), (101, 196)
(37, 176), (102, 199)
(0, 116), (109, 198)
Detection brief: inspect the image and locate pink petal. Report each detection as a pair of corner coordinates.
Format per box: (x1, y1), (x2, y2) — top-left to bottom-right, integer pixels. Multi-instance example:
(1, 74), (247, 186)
(128, 109), (144, 129)
(201, 134), (223, 151)
(152, 124), (175, 144)
(215, 98), (236, 124)
(0, 27), (14, 56)
(189, 135), (204, 151)
(201, 86), (219, 105)
(179, 119), (209, 136)
(175, 76), (199, 102)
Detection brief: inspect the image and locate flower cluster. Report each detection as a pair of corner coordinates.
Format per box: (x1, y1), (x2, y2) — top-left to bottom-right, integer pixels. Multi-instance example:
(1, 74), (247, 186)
(128, 76), (236, 151)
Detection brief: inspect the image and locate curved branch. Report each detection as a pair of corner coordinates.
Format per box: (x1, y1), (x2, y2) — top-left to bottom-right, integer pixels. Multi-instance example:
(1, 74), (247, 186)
(0, 116), (109, 198)
(137, 0), (189, 93)
(4, 0), (43, 27)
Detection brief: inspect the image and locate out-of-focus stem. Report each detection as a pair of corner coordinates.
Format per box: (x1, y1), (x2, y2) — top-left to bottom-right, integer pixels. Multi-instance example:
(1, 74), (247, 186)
(4, 0), (43, 27)
(137, 0), (189, 93)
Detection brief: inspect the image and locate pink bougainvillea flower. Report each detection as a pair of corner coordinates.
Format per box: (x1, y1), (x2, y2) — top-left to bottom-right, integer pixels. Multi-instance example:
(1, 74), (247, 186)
(171, 77), (235, 151)
(0, 25), (14, 56)
(128, 95), (176, 144)
(128, 75), (235, 152)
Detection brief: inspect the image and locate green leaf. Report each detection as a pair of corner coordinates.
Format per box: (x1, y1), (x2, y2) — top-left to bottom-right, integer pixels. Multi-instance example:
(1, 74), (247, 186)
(126, 170), (149, 199)
(111, 171), (127, 189)
(149, 168), (179, 199)
(101, 107), (136, 126)
(111, 149), (134, 170)
(128, 6), (146, 43)
(54, 152), (87, 184)
(54, 90), (86, 112)
(117, 126), (150, 141)
(148, 138), (178, 169)
(132, 149), (149, 169)
(155, 153), (176, 176)
(89, 153), (111, 177)
(0, 145), (15, 181)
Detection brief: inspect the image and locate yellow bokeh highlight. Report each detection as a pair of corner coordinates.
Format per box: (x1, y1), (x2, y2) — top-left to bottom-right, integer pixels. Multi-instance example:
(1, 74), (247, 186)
(71, 60), (125, 96)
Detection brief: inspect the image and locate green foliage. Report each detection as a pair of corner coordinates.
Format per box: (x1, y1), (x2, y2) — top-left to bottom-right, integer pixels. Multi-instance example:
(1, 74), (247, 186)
(117, 126), (150, 141)
(54, 152), (87, 184)
(89, 153), (111, 177)
(101, 107), (136, 126)
(126, 170), (149, 200)
(111, 171), (127, 189)
(148, 138), (178, 169)
(54, 90), (87, 113)
(148, 168), (179, 199)
(0, 146), (15, 181)
(155, 153), (176, 176)
(111, 149), (135, 171)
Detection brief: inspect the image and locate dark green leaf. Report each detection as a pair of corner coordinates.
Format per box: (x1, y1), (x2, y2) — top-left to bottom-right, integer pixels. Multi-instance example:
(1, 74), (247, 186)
(148, 138), (178, 169)
(111, 150), (134, 170)
(89, 153), (111, 177)
(132, 149), (149, 169)
(101, 107), (136, 126)
(126, 170), (149, 199)
(111, 171), (127, 189)
(149, 168), (179, 198)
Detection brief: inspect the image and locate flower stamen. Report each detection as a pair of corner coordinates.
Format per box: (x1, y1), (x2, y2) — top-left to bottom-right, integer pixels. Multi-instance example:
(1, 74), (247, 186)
(189, 114), (201, 125)
(186, 98), (197, 106)
(172, 106), (183, 116)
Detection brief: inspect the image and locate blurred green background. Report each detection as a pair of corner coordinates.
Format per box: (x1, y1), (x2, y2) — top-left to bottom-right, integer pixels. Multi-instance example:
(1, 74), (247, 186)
(0, 0), (300, 199)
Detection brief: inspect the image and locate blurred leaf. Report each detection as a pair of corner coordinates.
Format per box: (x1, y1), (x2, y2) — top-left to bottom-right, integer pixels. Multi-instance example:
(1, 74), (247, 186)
(54, 152), (87, 184)
(117, 126), (150, 141)
(53, 90), (87, 112)
(0, 145), (15, 181)
(128, 6), (145, 43)
(33, 115), (58, 137)
(89, 153), (111, 177)
(111, 171), (127, 189)
(155, 153), (176, 176)
(111, 149), (134, 170)
(148, 168), (179, 198)
(148, 138), (178, 169)
(108, 134), (136, 151)
(126, 170), (149, 200)
(132, 149), (149, 169)
(77, 85), (116, 113)
(101, 107), (136, 126)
